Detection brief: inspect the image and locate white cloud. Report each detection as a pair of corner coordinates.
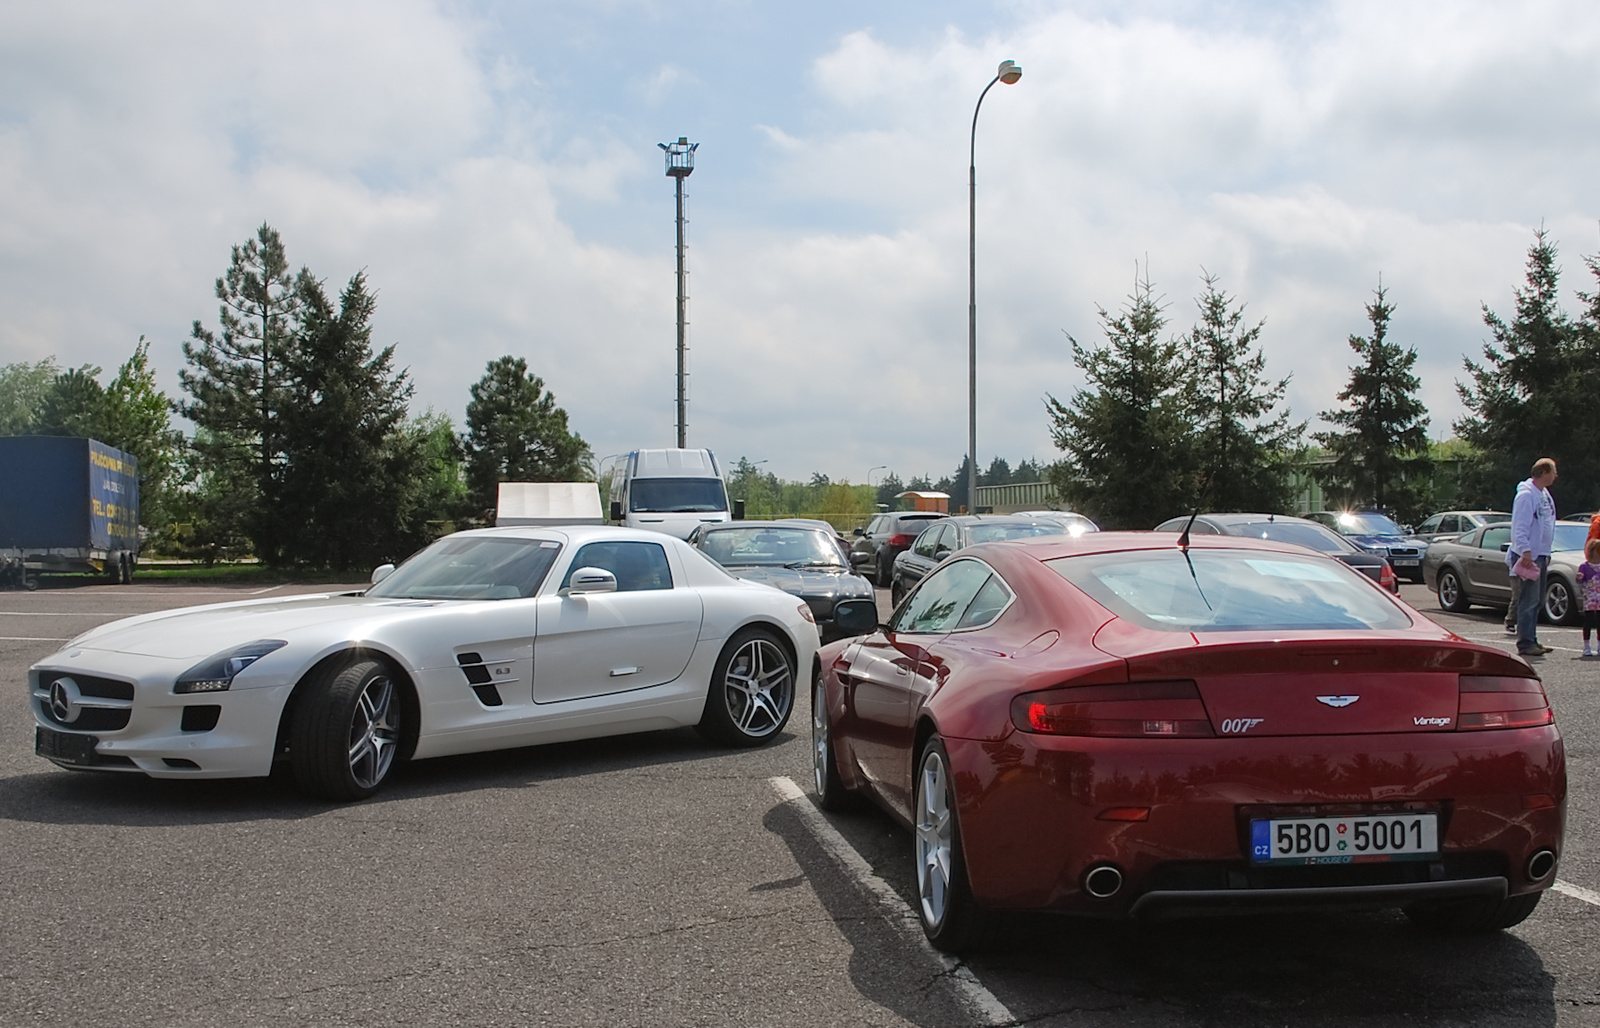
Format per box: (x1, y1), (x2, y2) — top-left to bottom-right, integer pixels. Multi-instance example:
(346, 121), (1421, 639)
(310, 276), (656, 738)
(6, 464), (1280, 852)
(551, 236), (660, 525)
(4, 0), (1600, 489)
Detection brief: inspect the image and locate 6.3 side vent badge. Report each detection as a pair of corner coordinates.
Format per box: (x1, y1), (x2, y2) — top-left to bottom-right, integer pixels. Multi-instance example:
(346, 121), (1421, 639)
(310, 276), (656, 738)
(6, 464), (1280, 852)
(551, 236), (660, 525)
(1316, 695), (1359, 708)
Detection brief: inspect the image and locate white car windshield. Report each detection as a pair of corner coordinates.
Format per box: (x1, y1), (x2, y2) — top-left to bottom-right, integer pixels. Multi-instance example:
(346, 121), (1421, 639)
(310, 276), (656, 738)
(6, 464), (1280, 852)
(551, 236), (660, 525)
(367, 536), (562, 600)
(1048, 549), (1412, 632)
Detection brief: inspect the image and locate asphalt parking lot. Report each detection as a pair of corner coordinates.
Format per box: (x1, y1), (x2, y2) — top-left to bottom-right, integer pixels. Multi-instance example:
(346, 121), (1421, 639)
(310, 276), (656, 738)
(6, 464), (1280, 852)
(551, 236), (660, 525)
(2, 579), (1597, 1027)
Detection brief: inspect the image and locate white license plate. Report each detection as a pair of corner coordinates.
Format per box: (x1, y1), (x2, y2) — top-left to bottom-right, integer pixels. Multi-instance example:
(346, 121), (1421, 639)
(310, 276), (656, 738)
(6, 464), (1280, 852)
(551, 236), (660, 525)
(1250, 814), (1438, 865)
(1392, 559), (1420, 566)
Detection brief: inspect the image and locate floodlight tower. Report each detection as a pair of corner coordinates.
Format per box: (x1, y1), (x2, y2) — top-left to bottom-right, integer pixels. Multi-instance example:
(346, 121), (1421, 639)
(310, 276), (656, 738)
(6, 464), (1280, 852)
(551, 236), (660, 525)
(659, 136), (698, 448)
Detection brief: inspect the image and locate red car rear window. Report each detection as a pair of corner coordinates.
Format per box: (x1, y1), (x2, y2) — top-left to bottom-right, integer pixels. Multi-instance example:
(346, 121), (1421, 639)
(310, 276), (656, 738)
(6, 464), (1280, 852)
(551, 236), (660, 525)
(1046, 549), (1413, 633)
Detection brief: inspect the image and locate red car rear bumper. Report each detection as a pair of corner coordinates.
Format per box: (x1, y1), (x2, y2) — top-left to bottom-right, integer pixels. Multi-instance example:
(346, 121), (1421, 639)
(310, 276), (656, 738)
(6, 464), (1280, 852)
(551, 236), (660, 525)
(946, 725), (1566, 918)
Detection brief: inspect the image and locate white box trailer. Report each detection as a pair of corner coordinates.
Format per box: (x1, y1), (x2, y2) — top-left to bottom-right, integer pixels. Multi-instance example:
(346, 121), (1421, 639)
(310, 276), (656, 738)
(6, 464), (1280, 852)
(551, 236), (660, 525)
(494, 482), (605, 527)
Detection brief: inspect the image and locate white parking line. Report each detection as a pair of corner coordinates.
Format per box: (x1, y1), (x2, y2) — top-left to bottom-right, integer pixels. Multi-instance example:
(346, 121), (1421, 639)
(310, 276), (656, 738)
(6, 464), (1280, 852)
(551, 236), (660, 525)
(1553, 880), (1600, 908)
(0, 636), (68, 642)
(768, 776), (1017, 1027)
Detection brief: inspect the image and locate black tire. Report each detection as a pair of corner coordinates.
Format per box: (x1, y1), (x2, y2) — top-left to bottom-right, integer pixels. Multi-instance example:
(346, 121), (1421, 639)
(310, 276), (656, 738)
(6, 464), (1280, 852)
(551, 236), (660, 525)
(23, 575), (38, 592)
(811, 671), (851, 810)
(696, 628), (795, 747)
(913, 735), (990, 953)
(890, 577), (906, 609)
(1543, 576), (1576, 626)
(1404, 891), (1541, 932)
(1437, 568), (1471, 613)
(875, 548), (893, 588)
(290, 657), (404, 800)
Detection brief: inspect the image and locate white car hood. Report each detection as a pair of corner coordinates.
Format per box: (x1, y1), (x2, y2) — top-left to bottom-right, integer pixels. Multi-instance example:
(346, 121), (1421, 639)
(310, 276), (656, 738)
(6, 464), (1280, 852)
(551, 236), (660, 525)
(72, 594), (432, 660)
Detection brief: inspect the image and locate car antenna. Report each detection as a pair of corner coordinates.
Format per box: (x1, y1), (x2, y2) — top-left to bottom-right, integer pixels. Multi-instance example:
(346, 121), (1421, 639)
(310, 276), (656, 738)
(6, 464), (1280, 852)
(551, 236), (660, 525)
(1177, 507), (1200, 550)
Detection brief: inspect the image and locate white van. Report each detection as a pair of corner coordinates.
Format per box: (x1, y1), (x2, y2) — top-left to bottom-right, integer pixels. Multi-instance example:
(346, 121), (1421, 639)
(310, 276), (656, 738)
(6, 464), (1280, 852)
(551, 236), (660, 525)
(607, 448), (743, 539)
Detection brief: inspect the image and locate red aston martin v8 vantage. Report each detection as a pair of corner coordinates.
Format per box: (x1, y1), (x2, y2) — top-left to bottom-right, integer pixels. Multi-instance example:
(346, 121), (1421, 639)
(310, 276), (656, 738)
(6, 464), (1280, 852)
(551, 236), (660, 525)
(811, 533), (1565, 952)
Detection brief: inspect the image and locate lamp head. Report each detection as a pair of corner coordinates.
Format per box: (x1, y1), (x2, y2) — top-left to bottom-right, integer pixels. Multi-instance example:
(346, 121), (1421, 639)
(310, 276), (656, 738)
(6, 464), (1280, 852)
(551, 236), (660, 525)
(998, 60), (1022, 85)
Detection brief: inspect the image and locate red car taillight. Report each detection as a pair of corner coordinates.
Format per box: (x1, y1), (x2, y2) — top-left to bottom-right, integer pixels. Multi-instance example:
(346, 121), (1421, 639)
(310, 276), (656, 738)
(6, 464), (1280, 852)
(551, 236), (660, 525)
(1011, 681), (1215, 738)
(886, 534), (915, 548)
(1457, 675), (1553, 730)
(1379, 562), (1397, 592)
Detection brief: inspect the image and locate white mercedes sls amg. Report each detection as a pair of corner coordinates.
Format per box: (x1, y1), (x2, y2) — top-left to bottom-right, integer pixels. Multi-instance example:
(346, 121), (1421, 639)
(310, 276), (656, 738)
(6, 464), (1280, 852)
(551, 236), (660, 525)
(30, 526), (861, 800)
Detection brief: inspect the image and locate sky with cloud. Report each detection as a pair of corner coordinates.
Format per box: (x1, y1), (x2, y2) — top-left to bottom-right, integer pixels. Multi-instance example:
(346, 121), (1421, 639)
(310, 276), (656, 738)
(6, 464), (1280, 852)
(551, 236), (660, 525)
(3, 0), (1599, 485)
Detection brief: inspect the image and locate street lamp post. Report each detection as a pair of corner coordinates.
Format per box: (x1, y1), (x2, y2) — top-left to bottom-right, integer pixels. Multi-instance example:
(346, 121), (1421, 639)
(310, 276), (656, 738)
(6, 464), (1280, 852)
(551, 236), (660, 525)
(967, 60), (1021, 514)
(659, 136), (699, 448)
(868, 465), (888, 489)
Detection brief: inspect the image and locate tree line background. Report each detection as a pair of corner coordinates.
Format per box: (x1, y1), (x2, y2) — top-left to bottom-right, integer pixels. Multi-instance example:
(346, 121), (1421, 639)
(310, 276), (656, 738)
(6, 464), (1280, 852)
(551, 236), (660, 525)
(1, 224), (1594, 568)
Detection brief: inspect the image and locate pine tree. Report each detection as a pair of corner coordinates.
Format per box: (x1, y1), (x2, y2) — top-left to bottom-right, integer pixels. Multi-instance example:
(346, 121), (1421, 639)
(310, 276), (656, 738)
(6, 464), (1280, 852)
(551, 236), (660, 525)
(179, 224), (309, 559)
(463, 357), (591, 513)
(1045, 272), (1198, 529)
(1314, 284), (1432, 521)
(1184, 273), (1303, 512)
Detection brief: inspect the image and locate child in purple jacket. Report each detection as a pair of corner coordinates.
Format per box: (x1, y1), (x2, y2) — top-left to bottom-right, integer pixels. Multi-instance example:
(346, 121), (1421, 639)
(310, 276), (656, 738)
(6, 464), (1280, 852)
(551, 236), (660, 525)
(1579, 539), (1600, 657)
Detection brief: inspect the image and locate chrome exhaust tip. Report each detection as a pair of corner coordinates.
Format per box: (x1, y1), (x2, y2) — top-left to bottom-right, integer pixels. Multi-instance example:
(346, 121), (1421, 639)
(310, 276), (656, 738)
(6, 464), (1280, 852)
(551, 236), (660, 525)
(1083, 864), (1124, 899)
(1527, 849), (1557, 881)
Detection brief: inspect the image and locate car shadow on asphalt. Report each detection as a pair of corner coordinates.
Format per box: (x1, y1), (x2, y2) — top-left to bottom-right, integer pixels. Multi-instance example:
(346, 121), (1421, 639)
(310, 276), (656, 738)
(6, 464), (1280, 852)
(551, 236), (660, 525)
(968, 908), (1557, 1026)
(760, 798), (976, 1028)
(765, 793), (1556, 1027)
(0, 726), (801, 827)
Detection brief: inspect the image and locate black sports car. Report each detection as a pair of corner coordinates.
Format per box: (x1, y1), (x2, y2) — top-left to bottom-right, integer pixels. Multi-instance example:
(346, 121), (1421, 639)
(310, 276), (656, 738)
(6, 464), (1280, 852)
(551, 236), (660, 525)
(688, 521), (878, 642)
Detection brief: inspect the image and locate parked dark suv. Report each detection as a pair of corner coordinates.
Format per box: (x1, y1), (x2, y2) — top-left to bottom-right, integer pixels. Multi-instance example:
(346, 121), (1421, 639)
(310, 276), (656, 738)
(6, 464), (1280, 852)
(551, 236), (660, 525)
(850, 511), (947, 587)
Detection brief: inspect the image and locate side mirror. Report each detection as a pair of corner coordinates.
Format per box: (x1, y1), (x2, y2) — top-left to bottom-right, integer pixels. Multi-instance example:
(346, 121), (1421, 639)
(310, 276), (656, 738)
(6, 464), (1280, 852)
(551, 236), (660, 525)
(832, 599), (879, 637)
(370, 563), (396, 585)
(852, 527), (865, 537)
(609, 501), (623, 522)
(562, 566), (618, 595)
(733, 499), (746, 520)
(849, 551), (872, 567)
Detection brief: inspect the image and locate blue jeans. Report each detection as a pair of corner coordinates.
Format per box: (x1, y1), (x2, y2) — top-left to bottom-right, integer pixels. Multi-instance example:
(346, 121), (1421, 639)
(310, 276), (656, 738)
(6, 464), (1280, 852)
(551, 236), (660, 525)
(1516, 556), (1549, 652)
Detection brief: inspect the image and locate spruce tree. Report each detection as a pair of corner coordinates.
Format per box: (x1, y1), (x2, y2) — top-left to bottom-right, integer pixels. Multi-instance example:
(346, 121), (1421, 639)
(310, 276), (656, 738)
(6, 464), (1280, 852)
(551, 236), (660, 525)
(1314, 284), (1432, 521)
(1455, 230), (1591, 509)
(277, 272), (423, 569)
(1045, 273), (1197, 529)
(1184, 273), (1302, 512)
(463, 357), (591, 514)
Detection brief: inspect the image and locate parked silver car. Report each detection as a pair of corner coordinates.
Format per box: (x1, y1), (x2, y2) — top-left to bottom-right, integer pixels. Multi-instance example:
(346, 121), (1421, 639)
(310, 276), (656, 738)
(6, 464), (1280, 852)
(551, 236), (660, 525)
(1422, 520), (1590, 625)
(1412, 510), (1510, 544)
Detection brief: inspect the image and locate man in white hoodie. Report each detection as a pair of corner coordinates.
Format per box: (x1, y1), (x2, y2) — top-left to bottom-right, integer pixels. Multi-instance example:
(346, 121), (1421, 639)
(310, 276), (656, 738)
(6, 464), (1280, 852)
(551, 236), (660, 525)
(1508, 458), (1558, 656)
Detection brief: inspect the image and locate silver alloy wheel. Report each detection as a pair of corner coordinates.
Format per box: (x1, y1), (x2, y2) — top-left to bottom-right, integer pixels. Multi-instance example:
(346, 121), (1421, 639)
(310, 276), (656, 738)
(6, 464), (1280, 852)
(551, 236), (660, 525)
(348, 673), (399, 790)
(1439, 570), (1461, 608)
(812, 677), (829, 795)
(1544, 578), (1572, 624)
(721, 636), (793, 738)
(915, 747), (954, 929)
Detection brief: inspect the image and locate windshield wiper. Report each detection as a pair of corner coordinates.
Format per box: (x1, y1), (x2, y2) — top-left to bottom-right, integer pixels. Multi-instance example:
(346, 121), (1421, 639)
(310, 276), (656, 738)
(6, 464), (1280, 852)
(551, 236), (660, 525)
(785, 560), (843, 569)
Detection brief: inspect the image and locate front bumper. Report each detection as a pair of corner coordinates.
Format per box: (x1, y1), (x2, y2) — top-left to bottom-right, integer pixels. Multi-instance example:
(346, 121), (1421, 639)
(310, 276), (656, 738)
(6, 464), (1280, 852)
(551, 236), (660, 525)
(30, 655), (289, 779)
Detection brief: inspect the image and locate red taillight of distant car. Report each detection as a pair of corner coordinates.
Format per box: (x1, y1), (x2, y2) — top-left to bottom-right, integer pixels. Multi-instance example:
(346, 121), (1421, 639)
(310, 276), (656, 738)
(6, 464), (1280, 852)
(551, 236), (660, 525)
(1379, 562), (1397, 592)
(1457, 675), (1553, 730)
(1011, 680), (1216, 738)
(887, 534), (916, 548)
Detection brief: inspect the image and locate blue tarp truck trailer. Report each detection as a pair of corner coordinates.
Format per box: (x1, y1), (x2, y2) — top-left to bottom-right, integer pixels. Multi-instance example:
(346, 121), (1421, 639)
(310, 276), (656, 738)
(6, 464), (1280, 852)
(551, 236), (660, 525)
(0, 436), (140, 588)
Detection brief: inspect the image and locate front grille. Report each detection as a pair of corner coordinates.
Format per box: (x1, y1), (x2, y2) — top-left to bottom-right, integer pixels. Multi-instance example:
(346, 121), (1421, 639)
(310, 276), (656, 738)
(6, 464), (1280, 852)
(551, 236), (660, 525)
(1388, 547), (1420, 558)
(34, 671), (134, 732)
(38, 671), (133, 701)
